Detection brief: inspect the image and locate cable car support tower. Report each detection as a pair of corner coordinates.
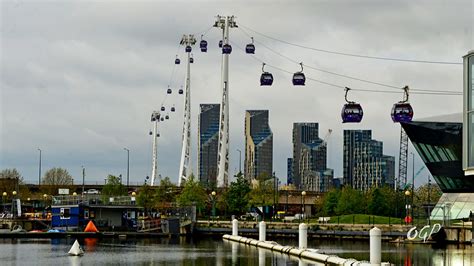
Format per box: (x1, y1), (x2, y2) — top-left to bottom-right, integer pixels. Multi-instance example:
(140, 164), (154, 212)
(150, 111), (160, 186)
(215, 15), (237, 188)
(178, 34), (196, 186)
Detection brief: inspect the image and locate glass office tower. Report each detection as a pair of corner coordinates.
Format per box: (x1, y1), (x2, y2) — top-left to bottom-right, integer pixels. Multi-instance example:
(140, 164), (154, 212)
(244, 110), (273, 181)
(198, 104), (220, 188)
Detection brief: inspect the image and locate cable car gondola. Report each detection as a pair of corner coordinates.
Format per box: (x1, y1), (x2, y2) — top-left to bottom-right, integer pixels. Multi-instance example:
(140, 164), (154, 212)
(161, 106), (165, 112)
(167, 86), (172, 94)
(160, 117), (164, 121)
(190, 54), (194, 63)
(222, 43), (232, 54)
(185, 45), (192, 53)
(156, 133), (160, 137)
(171, 106), (176, 112)
(391, 86), (414, 123)
(165, 115), (169, 120)
(246, 37), (255, 54)
(149, 131), (152, 135)
(219, 40), (223, 48)
(200, 36), (208, 52)
(260, 63), (273, 86)
(341, 87), (363, 123)
(179, 87), (184, 94)
(292, 63), (306, 86)
(175, 55), (180, 65)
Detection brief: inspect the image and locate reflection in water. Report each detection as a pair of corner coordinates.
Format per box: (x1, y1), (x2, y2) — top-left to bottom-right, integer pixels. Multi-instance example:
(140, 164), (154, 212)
(83, 238), (97, 252)
(258, 247), (265, 266)
(0, 237), (471, 265)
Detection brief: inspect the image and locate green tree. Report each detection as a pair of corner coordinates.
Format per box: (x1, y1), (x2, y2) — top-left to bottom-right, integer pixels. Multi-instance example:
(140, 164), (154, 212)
(413, 182), (442, 217)
(335, 186), (366, 215)
(177, 174), (207, 212)
(323, 188), (340, 216)
(136, 184), (155, 214)
(248, 173), (274, 208)
(42, 167), (74, 195)
(367, 188), (388, 216)
(102, 175), (127, 197)
(155, 177), (177, 208)
(226, 173), (251, 214)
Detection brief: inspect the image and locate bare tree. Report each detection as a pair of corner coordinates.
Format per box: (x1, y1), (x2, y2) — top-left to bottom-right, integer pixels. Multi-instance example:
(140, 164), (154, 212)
(0, 168), (30, 199)
(42, 168), (74, 195)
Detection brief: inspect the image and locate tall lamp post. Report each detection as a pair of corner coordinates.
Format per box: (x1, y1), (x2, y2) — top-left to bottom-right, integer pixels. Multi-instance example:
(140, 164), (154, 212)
(124, 148), (130, 187)
(38, 148), (42, 186)
(301, 191), (306, 220)
(81, 166), (85, 195)
(211, 191), (216, 219)
(12, 191), (17, 217)
(2, 192), (7, 212)
(43, 194), (48, 218)
(236, 149), (242, 174)
(405, 190), (412, 224)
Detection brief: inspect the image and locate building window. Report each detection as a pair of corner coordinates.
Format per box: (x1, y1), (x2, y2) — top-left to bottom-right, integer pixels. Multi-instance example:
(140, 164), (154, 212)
(60, 208), (71, 219)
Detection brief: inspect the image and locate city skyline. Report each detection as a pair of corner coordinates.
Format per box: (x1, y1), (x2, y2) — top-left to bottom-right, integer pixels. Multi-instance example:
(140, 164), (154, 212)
(1, 1), (471, 186)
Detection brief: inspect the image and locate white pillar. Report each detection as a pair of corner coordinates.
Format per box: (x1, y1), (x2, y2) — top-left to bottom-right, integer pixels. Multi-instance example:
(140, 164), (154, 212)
(232, 219), (238, 236)
(259, 221), (266, 241)
(299, 223), (308, 250)
(370, 227), (382, 265)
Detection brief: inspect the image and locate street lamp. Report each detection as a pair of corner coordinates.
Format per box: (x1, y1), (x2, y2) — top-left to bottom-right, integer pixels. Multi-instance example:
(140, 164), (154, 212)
(211, 191), (216, 219)
(81, 166), (85, 195)
(301, 191), (306, 220)
(38, 148), (42, 186)
(405, 190), (412, 224)
(124, 148), (130, 187)
(236, 149), (242, 174)
(2, 192), (7, 212)
(42, 194), (48, 218)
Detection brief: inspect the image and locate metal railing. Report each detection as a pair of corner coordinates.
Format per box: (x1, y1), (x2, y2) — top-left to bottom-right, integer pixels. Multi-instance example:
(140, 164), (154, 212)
(52, 195), (137, 206)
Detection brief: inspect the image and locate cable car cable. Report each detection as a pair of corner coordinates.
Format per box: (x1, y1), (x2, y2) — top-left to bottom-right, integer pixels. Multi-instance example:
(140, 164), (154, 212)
(238, 23), (462, 66)
(230, 40), (462, 96)
(237, 28), (462, 95)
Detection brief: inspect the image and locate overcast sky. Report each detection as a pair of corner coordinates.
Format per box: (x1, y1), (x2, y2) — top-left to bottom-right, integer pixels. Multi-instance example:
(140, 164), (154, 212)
(1, 0), (473, 187)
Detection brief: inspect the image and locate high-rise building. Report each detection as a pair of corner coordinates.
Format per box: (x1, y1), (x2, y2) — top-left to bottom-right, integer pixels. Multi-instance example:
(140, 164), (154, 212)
(198, 104), (220, 188)
(343, 130), (395, 190)
(287, 158), (293, 185)
(292, 123), (333, 192)
(244, 110), (273, 181)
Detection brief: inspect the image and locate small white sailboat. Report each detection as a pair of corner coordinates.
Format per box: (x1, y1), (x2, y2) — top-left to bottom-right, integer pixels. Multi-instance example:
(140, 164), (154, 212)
(68, 239), (84, 256)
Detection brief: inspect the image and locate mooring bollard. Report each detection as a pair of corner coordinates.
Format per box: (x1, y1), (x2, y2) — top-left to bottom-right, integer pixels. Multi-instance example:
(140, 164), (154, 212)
(299, 223), (308, 250)
(370, 227), (382, 265)
(259, 221), (266, 241)
(232, 219), (238, 236)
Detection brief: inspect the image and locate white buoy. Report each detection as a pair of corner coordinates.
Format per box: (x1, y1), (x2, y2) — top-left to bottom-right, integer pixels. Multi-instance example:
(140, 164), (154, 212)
(232, 219), (238, 236)
(370, 227), (381, 264)
(259, 221), (266, 241)
(299, 223), (308, 250)
(68, 239), (84, 256)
